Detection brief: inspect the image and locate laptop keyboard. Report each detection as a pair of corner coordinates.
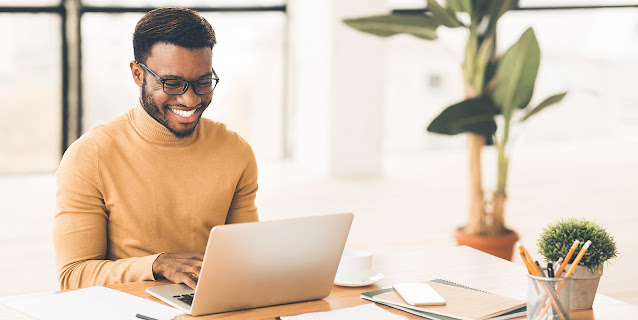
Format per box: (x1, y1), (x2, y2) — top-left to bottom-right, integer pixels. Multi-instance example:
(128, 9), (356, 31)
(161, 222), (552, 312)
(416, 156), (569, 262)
(174, 294), (194, 305)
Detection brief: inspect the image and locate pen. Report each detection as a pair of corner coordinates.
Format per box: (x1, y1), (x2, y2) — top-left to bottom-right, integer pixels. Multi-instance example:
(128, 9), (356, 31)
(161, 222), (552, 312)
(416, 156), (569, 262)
(136, 314), (158, 320)
(534, 261), (546, 277)
(547, 261), (554, 278)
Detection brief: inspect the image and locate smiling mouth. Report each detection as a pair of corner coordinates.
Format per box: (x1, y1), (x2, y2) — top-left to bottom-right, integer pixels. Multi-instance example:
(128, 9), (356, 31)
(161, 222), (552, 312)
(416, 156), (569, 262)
(170, 108), (197, 118)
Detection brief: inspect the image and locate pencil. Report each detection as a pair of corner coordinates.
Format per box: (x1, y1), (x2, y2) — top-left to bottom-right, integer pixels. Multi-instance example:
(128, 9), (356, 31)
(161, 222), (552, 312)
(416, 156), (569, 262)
(517, 243), (534, 274)
(520, 245), (543, 277)
(554, 239), (579, 278)
(518, 243), (568, 320)
(517, 243), (544, 296)
(562, 240), (592, 278)
(536, 240), (592, 320)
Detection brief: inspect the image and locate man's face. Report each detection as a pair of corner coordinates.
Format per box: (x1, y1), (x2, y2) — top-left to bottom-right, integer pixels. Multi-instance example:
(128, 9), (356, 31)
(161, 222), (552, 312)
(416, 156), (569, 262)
(133, 43), (214, 138)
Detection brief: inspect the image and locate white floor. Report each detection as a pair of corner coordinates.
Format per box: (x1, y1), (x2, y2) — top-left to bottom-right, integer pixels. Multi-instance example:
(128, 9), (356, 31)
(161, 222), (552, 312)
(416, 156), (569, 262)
(1, 140), (637, 306)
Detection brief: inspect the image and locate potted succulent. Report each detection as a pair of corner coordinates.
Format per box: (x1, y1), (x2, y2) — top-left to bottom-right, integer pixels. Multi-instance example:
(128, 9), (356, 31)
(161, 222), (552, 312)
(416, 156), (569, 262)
(343, 0), (567, 260)
(537, 218), (618, 309)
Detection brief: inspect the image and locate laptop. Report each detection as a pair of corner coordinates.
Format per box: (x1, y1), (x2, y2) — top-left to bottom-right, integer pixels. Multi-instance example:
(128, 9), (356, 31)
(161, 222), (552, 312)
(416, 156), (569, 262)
(146, 213), (354, 316)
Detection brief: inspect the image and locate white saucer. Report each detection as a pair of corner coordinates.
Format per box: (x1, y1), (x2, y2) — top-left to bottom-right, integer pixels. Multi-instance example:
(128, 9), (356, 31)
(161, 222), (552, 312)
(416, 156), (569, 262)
(334, 272), (384, 287)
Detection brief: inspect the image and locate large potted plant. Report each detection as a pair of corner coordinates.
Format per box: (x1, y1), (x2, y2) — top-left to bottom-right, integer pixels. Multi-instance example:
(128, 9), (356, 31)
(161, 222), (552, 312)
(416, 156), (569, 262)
(537, 218), (618, 309)
(343, 0), (567, 260)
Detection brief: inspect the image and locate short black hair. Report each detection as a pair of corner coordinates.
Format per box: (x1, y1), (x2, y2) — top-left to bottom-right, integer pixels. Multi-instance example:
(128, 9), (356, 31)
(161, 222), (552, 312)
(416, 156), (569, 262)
(133, 7), (216, 64)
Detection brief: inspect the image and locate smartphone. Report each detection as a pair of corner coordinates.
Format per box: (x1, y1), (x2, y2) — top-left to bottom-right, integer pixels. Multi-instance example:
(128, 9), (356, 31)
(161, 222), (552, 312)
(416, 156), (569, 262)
(393, 283), (447, 306)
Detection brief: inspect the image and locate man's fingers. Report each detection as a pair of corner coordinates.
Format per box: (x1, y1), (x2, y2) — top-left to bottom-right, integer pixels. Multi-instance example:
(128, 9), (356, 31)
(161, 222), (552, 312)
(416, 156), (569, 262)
(188, 265), (202, 278)
(182, 272), (198, 289)
(173, 267), (200, 280)
(152, 252), (205, 285)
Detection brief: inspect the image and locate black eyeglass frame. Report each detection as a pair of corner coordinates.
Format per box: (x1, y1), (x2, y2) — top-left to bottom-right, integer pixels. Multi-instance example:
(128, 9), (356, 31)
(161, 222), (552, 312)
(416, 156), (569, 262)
(136, 61), (220, 95)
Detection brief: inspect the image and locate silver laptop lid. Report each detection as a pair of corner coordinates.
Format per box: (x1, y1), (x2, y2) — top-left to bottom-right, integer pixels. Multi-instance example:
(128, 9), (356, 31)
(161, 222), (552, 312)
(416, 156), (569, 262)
(190, 212), (354, 316)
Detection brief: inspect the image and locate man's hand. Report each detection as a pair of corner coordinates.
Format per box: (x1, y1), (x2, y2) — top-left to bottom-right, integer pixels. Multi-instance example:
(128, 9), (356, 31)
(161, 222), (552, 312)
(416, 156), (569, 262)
(152, 253), (204, 289)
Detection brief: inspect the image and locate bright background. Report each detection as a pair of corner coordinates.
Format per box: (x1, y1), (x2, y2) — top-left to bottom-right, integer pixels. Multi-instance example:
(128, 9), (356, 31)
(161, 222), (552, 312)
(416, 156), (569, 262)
(1, 0), (637, 306)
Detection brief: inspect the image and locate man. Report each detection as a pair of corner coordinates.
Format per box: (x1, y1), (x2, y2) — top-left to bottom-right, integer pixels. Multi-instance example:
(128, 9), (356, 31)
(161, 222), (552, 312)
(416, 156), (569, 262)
(53, 7), (258, 290)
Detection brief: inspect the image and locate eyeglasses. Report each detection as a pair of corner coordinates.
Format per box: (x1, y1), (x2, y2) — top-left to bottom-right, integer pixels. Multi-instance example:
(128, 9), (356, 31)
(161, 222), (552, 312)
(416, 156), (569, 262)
(136, 62), (219, 95)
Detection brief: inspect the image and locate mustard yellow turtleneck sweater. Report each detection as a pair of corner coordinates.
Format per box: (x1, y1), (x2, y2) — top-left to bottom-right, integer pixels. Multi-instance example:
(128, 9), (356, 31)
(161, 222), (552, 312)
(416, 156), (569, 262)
(53, 103), (259, 290)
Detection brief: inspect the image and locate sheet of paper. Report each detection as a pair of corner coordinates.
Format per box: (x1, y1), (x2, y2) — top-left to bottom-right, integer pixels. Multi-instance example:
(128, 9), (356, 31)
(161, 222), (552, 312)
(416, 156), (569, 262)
(3, 286), (184, 320)
(280, 303), (408, 320)
(0, 304), (38, 319)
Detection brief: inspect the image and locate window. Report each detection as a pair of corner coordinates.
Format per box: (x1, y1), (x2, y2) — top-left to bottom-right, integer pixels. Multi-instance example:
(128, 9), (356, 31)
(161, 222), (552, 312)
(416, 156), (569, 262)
(0, 14), (62, 173)
(383, 2), (638, 153)
(0, 1), (287, 174)
(81, 11), (286, 160)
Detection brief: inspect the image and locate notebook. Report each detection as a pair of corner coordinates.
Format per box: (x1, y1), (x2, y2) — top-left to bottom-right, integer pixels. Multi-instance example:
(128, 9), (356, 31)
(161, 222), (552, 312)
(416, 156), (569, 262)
(361, 279), (526, 320)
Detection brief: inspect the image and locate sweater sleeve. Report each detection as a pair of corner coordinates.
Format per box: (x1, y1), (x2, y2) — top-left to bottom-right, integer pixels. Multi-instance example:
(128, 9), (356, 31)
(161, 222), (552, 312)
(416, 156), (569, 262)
(53, 137), (159, 290)
(225, 141), (259, 224)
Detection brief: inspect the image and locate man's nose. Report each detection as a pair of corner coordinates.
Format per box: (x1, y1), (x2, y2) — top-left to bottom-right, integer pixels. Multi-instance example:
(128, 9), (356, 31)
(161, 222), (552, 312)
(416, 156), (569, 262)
(178, 83), (201, 107)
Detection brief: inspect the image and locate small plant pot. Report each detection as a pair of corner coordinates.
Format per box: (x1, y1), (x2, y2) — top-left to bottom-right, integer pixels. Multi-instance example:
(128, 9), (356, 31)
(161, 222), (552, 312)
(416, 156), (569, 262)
(566, 264), (603, 309)
(453, 228), (519, 261)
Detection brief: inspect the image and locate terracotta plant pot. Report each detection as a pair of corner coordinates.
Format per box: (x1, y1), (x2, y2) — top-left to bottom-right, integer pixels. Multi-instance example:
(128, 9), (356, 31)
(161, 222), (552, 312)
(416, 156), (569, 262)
(453, 228), (519, 261)
(566, 264), (603, 309)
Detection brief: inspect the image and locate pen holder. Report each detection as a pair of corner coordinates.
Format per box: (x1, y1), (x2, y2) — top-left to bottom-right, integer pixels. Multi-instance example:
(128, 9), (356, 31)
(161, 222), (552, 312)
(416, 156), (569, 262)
(526, 274), (572, 320)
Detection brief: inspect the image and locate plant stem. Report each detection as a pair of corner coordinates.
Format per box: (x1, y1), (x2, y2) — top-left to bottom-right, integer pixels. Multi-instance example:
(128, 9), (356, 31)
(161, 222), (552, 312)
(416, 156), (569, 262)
(491, 191), (507, 234)
(466, 132), (486, 235)
(496, 113), (511, 193)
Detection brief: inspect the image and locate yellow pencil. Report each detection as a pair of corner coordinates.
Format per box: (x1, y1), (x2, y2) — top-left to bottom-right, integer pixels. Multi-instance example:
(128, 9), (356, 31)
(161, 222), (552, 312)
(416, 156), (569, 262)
(554, 239), (580, 277)
(520, 245), (542, 277)
(518, 243), (545, 302)
(536, 240), (592, 319)
(534, 239), (579, 317)
(562, 240), (592, 278)
(516, 243), (535, 274)
(518, 243), (567, 320)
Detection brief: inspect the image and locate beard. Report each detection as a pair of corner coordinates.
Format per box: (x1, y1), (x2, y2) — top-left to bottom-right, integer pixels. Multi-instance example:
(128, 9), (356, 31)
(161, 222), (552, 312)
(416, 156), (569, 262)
(140, 77), (210, 139)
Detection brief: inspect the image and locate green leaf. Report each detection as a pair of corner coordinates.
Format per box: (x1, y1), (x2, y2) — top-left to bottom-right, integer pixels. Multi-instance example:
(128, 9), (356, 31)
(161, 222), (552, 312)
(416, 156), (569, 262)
(490, 27), (540, 115)
(342, 14), (440, 40)
(463, 30), (478, 87)
(427, 0), (463, 28)
(473, 36), (494, 93)
(483, 57), (499, 91)
(521, 92), (567, 121)
(448, 0), (472, 13)
(427, 97), (498, 136)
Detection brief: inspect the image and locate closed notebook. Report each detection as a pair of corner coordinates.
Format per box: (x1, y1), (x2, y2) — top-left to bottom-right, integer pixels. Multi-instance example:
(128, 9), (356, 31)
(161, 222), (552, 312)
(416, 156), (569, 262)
(361, 279), (526, 320)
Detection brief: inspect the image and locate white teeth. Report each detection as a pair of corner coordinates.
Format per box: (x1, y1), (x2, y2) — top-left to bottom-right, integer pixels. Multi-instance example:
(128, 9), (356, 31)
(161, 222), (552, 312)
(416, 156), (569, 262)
(171, 108), (196, 118)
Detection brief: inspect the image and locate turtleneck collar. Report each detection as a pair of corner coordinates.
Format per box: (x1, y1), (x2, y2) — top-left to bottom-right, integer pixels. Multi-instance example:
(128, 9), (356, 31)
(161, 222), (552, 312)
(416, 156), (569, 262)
(129, 100), (199, 146)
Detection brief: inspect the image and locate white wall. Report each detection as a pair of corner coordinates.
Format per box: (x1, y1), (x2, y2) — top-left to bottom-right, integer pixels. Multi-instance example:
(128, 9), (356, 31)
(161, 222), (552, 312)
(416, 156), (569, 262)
(287, 0), (387, 177)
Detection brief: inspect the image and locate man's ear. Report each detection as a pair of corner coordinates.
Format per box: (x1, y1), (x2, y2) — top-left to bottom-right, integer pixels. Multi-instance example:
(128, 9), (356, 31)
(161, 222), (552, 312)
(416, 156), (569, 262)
(130, 61), (144, 87)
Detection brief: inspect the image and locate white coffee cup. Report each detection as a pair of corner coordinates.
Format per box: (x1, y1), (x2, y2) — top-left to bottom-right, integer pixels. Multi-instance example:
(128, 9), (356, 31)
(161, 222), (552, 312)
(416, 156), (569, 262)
(335, 250), (373, 283)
